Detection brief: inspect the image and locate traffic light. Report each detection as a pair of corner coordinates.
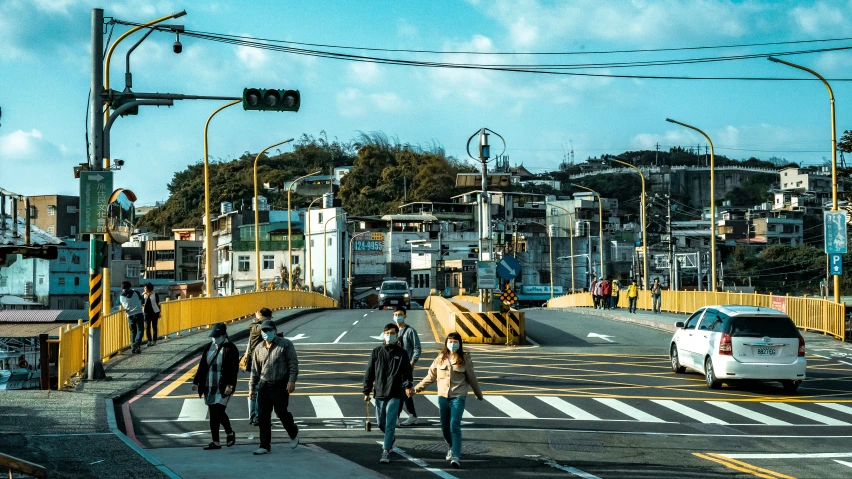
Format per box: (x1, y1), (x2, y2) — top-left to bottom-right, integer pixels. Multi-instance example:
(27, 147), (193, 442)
(242, 88), (300, 112)
(89, 238), (108, 270)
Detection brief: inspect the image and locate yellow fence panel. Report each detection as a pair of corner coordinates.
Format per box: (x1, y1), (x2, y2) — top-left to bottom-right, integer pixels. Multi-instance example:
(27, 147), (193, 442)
(56, 321), (87, 388)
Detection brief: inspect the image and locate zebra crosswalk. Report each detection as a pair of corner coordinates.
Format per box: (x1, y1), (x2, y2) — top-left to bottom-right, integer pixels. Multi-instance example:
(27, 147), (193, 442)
(149, 394), (852, 428)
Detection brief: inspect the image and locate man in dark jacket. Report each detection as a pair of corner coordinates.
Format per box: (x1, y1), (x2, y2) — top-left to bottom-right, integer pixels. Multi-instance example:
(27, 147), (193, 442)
(364, 323), (414, 464)
(119, 281), (145, 354)
(244, 308), (271, 425)
(393, 306), (421, 426)
(142, 283), (161, 347)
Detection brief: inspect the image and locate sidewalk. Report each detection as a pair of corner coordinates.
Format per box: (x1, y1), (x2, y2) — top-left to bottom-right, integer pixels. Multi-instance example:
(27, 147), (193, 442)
(0, 308), (323, 478)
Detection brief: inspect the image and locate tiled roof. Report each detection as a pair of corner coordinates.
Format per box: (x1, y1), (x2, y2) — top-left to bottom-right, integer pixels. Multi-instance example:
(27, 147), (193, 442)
(0, 323), (64, 338)
(0, 215), (64, 247)
(0, 310), (88, 323)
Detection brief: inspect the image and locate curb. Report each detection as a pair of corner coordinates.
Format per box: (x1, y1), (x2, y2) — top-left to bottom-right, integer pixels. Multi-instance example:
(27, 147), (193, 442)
(556, 307), (681, 333)
(104, 397), (181, 479)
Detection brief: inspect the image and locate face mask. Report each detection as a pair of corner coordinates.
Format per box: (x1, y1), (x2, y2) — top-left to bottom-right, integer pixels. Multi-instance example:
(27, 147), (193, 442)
(447, 342), (460, 353)
(385, 334), (397, 343)
(212, 337), (225, 346)
(262, 331), (275, 342)
(393, 315), (404, 324)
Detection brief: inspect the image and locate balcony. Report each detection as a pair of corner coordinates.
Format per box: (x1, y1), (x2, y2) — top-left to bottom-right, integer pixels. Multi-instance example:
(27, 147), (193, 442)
(231, 240), (305, 252)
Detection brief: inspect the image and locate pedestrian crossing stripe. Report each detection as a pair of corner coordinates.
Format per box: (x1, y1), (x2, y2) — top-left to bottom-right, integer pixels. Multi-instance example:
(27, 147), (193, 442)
(152, 395), (852, 427)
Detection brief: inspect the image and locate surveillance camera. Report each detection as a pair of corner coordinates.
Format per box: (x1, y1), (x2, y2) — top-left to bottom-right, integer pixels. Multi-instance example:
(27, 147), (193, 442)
(173, 33), (182, 54)
(115, 159), (125, 167)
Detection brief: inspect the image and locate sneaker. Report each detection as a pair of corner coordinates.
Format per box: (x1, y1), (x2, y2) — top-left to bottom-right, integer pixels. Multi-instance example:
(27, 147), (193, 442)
(152, 341), (157, 346)
(451, 457), (461, 469)
(379, 450), (390, 464)
(146, 341), (152, 347)
(446, 449), (453, 461)
(203, 442), (221, 450)
(400, 416), (419, 426)
(253, 448), (269, 455)
(289, 433), (299, 449)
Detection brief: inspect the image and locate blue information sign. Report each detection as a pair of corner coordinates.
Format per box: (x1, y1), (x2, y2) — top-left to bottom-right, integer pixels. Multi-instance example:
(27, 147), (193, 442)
(824, 211), (848, 254)
(497, 255), (521, 280)
(830, 253), (843, 276)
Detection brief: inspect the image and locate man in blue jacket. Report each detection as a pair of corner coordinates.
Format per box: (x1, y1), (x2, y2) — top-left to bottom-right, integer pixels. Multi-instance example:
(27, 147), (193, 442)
(364, 323), (414, 464)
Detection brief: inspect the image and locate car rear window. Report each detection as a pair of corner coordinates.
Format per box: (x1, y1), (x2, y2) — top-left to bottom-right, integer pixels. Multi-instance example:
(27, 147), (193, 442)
(382, 282), (408, 291)
(727, 315), (799, 338)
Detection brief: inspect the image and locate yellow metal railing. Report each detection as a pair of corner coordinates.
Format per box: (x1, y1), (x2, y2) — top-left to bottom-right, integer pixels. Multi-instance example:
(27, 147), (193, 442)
(548, 290), (846, 341)
(55, 289), (336, 387)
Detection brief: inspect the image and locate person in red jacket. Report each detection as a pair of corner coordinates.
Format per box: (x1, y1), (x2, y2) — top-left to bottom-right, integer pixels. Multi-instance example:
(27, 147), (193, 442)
(600, 277), (612, 310)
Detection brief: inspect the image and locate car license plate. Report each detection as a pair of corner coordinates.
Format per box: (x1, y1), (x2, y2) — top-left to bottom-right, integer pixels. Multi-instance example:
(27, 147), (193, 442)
(390, 300), (398, 304)
(757, 348), (777, 356)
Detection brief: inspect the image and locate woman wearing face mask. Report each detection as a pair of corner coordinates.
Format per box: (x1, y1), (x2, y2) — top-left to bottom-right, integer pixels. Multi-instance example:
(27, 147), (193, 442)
(414, 332), (483, 469)
(192, 322), (240, 450)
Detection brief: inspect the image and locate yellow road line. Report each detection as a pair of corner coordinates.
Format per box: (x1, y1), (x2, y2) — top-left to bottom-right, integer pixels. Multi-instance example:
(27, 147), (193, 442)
(694, 453), (796, 479)
(153, 365), (197, 399)
(708, 454), (797, 479)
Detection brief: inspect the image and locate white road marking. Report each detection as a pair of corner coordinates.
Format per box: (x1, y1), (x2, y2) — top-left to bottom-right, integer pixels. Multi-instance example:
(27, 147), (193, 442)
(176, 398), (207, 422)
(836, 460), (852, 469)
(841, 361), (852, 367)
(722, 452), (852, 459)
(544, 459), (602, 478)
(595, 398), (665, 423)
(485, 396), (537, 419)
(706, 401), (791, 426)
(818, 402), (852, 417)
(285, 333), (309, 341)
(587, 333), (615, 343)
(763, 402), (850, 426)
(309, 396), (344, 418)
(424, 394), (475, 418)
(352, 321), (358, 325)
(378, 442), (459, 479)
(526, 336), (540, 346)
(652, 400), (728, 425)
(332, 331), (347, 343)
(363, 314), (368, 317)
(537, 396), (600, 421)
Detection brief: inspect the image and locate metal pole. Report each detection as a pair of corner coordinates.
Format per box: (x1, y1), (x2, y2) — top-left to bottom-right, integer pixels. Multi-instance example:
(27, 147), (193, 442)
(549, 225), (554, 300)
(768, 57), (840, 303)
(253, 140), (293, 292)
(666, 119), (716, 292)
(479, 130), (489, 313)
(287, 169), (320, 290)
(203, 101), (240, 297)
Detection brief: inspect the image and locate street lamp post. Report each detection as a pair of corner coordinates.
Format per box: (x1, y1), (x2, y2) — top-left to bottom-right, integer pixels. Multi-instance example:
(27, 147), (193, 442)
(768, 57), (841, 303)
(287, 170), (321, 290)
(323, 212), (347, 298)
(666, 118), (716, 292)
(348, 232), (370, 308)
(610, 159), (648, 290)
(571, 184), (605, 280)
(305, 197), (322, 292)
(253, 139), (294, 292)
(547, 201), (576, 293)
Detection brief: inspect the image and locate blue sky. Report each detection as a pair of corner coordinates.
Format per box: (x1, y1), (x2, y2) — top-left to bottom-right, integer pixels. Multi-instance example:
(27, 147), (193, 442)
(1, 0), (851, 205)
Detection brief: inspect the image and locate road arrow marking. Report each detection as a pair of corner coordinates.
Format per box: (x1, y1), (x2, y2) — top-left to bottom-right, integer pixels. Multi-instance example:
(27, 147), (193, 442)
(370, 335), (385, 341)
(286, 333), (309, 341)
(587, 333), (615, 343)
(87, 174), (104, 181)
(836, 460), (852, 469)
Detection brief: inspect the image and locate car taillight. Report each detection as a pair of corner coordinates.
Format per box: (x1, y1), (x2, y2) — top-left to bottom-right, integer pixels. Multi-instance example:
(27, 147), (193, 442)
(798, 335), (805, 357)
(719, 333), (732, 356)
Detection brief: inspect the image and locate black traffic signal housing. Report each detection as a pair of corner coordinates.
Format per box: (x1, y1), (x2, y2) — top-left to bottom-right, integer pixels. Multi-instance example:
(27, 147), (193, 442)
(242, 88), (300, 112)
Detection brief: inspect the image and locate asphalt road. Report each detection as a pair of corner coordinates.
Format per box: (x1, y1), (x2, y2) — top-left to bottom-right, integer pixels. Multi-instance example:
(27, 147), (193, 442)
(117, 308), (852, 479)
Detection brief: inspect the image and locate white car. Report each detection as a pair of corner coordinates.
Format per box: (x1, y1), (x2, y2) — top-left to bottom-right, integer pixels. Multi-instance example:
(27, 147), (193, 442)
(669, 305), (806, 393)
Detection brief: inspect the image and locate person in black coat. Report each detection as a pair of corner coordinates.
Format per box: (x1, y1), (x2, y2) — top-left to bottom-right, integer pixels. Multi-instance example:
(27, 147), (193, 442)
(192, 322), (240, 449)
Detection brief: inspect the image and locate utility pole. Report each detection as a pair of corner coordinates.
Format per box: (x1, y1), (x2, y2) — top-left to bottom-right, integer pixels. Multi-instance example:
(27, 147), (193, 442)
(655, 142), (659, 166)
(667, 194), (674, 290)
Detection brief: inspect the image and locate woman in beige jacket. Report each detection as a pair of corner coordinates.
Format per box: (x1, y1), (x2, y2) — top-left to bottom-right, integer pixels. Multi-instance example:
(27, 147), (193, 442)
(414, 332), (483, 469)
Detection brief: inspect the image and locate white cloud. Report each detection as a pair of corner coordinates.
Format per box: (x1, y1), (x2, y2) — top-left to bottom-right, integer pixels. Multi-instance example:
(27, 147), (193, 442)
(335, 88), (410, 117)
(397, 18), (419, 38)
(632, 129), (702, 150)
(347, 62), (381, 84)
(32, 0), (77, 14)
(790, 2), (847, 34)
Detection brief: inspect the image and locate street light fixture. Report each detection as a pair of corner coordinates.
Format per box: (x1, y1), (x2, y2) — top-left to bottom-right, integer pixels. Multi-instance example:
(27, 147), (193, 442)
(253, 139), (295, 292)
(571, 183), (605, 281)
(546, 201), (576, 294)
(768, 57), (841, 303)
(666, 118), (716, 292)
(609, 158), (648, 290)
(287, 170), (321, 290)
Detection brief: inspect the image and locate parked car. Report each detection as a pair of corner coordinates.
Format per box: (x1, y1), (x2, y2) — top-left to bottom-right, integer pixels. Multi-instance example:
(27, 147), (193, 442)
(669, 305), (806, 393)
(377, 280), (411, 308)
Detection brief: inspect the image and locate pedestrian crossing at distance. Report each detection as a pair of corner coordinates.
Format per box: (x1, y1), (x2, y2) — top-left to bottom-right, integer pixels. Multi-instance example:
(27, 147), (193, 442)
(160, 394), (852, 427)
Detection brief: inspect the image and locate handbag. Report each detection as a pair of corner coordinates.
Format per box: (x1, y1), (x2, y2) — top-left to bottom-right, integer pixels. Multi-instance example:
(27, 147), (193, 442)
(239, 353), (249, 372)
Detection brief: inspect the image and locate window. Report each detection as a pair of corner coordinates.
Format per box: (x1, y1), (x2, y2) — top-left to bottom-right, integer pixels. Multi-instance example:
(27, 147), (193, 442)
(58, 299), (64, 309)
(698, 310), (719, 331)
(328, 268), (332, 277)
(310, 239), (315, 247)
(263, 255), (274, 270)
(539, 271), (551, 284)
(59, 255), (67, 264)
(318, 212), (323, 224)
(414, 275), (420, 288)
(0, 277), (6, 287)
(74, 277), (80, 286)
(70, 226), (77, 236)
(293, 255), (300, 265)
(238, 256), (250, 272)
(39, 277), (44, 285)
(58, 277), (66, 286)
(126, 264), (140, 278)
(156, 250), (175, 261)
(71, 255), (81, 265)
(424, 274), (430, 288)
(684, 309), (705, 329)
(328, 238), (332, 246)
(48, 225), (54, 235)
(48, 206), (56, 216)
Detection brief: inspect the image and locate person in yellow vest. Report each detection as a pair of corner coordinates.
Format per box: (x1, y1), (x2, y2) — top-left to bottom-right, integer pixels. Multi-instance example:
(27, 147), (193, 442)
(610, 279), (620, 309)
(627, 280), (639, 314)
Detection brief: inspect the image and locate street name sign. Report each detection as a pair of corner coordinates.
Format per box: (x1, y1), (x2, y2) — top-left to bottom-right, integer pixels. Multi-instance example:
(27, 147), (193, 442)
(477, 261), (498, 289)
(824, 211), (848, 254)
(80, 171), (113, 235)
(497, 255), (521, 280)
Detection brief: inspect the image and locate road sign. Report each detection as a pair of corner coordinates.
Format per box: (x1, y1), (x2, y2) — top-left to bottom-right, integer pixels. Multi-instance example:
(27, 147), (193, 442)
(477, 261), (498, 289)
(824, 211), (848, 254)
(80, 171), (113, 235)
(830, 253), (843, 276)
(497, 255), (521, 280)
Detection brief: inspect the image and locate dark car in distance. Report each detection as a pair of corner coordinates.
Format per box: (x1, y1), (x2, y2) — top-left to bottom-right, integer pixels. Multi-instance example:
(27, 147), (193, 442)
(378, 280), (411, 308)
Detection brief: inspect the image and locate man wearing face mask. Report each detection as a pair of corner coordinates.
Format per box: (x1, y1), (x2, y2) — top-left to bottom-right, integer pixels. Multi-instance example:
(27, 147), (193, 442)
(192, 323), (240, 450)
(249, 320), (300, 455)
(364, 323), (414, 464)
(393, 306), (421, 426)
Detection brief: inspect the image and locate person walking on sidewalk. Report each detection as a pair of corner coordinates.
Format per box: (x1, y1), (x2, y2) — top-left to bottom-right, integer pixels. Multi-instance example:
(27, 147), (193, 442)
(414, 332), (484, 469)
(394, 306), (422, 426)
(364, 323), (414, 465)
(119, 281), (145, 354)
(600, 277), (612, 310)
(611, 279), (620, 309)
(651, 278), (663, 314)
(249, 320), (300, 455)
(243, 308), (271, 426)
(142, 283), (161, 347)
(192, 322), (239, 450)
(590, 276), (600, 309)
(627, 280), (639, 314)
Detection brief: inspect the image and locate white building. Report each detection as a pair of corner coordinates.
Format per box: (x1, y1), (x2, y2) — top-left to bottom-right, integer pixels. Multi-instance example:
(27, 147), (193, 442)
(305, 207), (347, 301)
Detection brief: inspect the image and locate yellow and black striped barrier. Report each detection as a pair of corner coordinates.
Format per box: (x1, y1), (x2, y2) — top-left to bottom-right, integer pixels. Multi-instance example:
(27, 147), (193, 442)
(89, 272), (103, 328)
(453, 311), (525, 345)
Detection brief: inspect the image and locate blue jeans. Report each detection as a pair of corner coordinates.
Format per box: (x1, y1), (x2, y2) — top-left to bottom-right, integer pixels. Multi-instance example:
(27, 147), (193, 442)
(438, 395), (466, 459)
(652, 294), (661, 312)
(249, 394), (258, 424)
(128, 314), (145, 349)
(375, 397), (400, 451)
